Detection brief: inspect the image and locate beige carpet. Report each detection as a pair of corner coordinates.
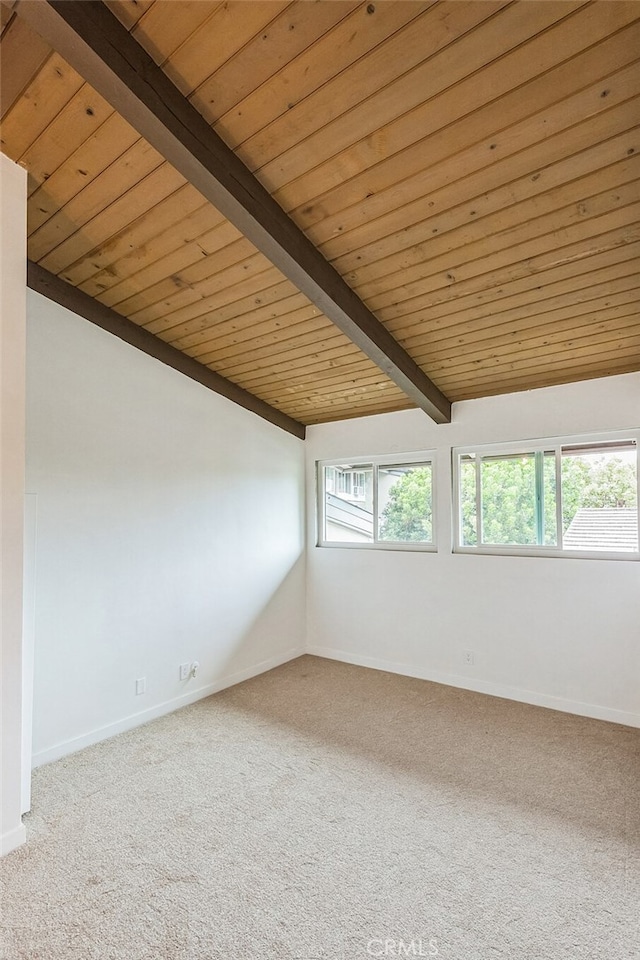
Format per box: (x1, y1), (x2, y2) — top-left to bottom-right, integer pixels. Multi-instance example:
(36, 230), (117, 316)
(1, 656), (638, 960)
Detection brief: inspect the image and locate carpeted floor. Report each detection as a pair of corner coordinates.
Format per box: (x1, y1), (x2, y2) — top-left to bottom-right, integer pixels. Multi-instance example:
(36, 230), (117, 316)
(1, 655), (639, 960)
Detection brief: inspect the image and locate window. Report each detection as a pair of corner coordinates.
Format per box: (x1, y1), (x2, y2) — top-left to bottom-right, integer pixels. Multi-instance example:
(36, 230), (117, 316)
(454, 432), (639, 558)
(326, 466), (368, 502)
(318, 454), (435, 550)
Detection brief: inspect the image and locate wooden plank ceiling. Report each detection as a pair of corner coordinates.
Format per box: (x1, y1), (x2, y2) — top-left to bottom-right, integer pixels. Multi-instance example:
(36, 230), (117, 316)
(1, 0), (639, 427)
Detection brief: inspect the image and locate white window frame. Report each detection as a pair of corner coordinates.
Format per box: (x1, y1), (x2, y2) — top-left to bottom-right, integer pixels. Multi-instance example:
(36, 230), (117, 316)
(452, 429), (640, 561)
(317, 451), (437, 551)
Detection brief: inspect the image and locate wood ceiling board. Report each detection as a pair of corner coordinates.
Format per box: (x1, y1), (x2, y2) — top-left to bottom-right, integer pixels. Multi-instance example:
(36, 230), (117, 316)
(59, 184), (208, 287)
(18, 5), (232, 228)
(79, 203), (228, 300)
(357, 201), (640, 312)
(28, 137), (167, 261)
(331, 109), (639, 292)
(151, 284), (307, 347)
(332, 146), (640, 307)
(226, 364), (404, 413)
(13, 1), (424, 292)
(208, 2), (432, 150)
(390, 271), (640, 348)
(217, 335), (366, 382)
(63, 67), (628, 338)
(311, 87), (640, 274)
(36, 162), (187, 275)
(201, 324), (348, 373)
(261, 2), (596, 194)
(282, 28), (640, 233)
(74, 191), (230, 295)
(62, 2), (400, 296)
(130, 264), (318, 348)
(380, 243), (640, 327)
(262, 367), (411, 402)
(236, 0), (515, 182)
(227, 352), (413, 417)
(127, 261), (286, 329)
(290, 394), (416, 425)
(363, 162), (640, 325)
(21, 84), (116, 198)
(129, 1), (223, 67)
(254, 360), (418, 400)
(166, 289), (313, 350)
(273, 5), (638, 224)
(87, 183), (309, 308)
(140, 271), (295, 336)
(3, 2), (639, 423)
(161, 2), (290, 98)
(15, 0), (451, 424)
(91, 217), (242, 307)
(27, 260), (306, 438)
(325, 122), (638, 285)
(442, 329), (640, 375)
(180, 304), (327, 358)
(27, 113), (143, 233)
(396, 296), (640, 369)
(0, 50), (84, 159)
(214, 333), (360, 382)
(280, 380), (413, 412)
(367, 227), (640, 323)
(411, 306), (640, 373)
(448, 358), (640, 402)
(437, 340), (640, 395)
(0, 14), (50, 118)
(187, 2), (359, 124)
(221, 350), (380, 392)
(110, 240), (264, 317)
(180, 304), (326, 359)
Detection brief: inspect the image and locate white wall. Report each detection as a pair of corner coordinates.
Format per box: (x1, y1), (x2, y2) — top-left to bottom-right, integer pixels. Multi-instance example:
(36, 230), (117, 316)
(27, 291), (306, 765)
(306, 373), (640, 727)
(0, 154), (27, 855)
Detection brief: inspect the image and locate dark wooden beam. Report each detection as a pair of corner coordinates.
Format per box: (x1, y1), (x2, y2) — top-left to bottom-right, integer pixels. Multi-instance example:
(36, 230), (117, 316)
(16, 0), (452, 425)
(27, 262), (306, 440)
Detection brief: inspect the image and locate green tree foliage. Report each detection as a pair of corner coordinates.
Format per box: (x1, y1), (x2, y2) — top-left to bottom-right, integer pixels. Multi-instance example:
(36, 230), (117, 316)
(459, 454), (556, 545)
(480, 455), (537, 545)
(461, 453), (637, 545)
(379, 467), (432, 542)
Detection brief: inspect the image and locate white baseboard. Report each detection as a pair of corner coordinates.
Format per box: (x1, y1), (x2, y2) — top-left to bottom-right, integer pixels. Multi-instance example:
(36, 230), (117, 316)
(1, 822), (26, 857)
(32, 646), (305, 768)
(306, 645), (640, 729)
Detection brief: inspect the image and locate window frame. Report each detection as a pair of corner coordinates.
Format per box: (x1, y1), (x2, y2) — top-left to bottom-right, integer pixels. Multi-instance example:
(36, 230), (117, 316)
(452, 429), (640, 561)
(317, 451), (437, 551)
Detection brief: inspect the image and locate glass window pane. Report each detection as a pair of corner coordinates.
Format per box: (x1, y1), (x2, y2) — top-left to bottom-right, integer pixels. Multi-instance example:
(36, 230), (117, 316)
(378, 463), (432, 543)
(542, 451), (558, 546)
(459, 454), (477, 546)
(481, 453), (536, 545)
(561, 442), (638, 552)
(323, 464), (373, 543)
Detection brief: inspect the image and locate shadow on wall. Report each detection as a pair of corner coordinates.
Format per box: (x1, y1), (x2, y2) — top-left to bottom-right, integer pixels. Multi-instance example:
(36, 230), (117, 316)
(191, 551), (307, 682)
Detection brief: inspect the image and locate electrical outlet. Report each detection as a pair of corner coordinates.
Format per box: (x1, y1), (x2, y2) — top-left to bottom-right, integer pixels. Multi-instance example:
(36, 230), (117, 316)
(463, 650), (475, 666)
(179, 662), (190, 681)
(191, 660), (200, 678)
(135, 677), (146, 695)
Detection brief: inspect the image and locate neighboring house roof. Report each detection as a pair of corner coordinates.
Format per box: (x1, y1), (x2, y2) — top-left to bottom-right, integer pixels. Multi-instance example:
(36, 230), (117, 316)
(563, 508), (638, 552)
(326, 494), (373, 538)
